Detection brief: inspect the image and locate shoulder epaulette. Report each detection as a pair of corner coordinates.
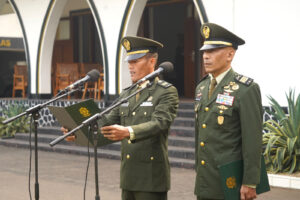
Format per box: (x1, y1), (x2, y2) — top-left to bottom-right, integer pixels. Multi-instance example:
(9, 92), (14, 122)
(157, 80), (172, 88)
(198, 74), (209, 84)
(235, 74), (253, 86)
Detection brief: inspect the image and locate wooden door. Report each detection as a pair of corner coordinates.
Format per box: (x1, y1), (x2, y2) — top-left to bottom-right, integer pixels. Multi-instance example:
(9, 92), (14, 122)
(183, 17), (196, 98)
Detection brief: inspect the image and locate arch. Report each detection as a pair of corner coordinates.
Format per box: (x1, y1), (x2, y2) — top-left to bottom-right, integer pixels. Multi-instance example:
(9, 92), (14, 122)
(37, 0), (108, 98)
(10, 0), (31, 97)
(115, 0), (208, 94)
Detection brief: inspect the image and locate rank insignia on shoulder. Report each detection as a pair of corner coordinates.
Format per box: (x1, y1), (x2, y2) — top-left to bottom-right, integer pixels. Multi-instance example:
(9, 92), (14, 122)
(158, 80), (172, 88)
(235, 74), (253, 86)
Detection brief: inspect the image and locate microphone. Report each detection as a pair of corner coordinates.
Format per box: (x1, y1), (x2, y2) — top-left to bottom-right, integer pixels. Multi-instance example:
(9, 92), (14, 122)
(135, 61), (173, 85)
(65, 69), (100, 91)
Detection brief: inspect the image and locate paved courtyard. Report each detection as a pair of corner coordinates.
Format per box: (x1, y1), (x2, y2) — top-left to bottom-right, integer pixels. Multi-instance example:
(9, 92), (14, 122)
(0, 145), (299, 200)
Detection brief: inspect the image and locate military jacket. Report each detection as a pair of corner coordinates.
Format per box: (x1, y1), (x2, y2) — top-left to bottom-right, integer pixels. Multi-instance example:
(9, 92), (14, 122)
(194, 69), (263, 199)
(102, 78), (179, 192)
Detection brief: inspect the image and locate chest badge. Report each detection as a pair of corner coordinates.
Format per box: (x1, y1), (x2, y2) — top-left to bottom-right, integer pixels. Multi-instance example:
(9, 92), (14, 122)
(218, 116), (224, 125)
(195, 92), (202, 101)
(216, 93), (235, 106)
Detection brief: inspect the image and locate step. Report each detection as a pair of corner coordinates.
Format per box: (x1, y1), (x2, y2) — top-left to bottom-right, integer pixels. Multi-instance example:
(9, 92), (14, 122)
(173, 117), (194, 127)
(0, 138), (195, 169)
(178, 102), (194, 110)
(176, 109), (195, 118)
(168, 145), (194, 160)
(168, 135), (194, 148)
(37, 127), (62, 135)
(170, 126), (194, 137)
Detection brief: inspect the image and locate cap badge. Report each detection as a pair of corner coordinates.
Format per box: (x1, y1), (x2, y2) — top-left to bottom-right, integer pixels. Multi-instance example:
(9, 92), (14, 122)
(123, 39), (131, 51)
(203, 26), (210, 39)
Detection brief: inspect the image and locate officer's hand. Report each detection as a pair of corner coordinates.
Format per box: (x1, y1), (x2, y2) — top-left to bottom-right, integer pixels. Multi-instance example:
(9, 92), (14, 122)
(240, 185), (257, 200)
(61, 127), (75, 142)
(101, 124), (130, 141)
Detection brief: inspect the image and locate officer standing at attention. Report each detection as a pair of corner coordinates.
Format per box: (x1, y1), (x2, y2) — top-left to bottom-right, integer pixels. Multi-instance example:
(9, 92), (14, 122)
(194, 23), (263, 200)
(100, 36), (179, 200)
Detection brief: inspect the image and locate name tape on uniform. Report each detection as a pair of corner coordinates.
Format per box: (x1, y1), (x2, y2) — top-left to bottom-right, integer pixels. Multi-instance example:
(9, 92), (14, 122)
(140, 102), (153, 107)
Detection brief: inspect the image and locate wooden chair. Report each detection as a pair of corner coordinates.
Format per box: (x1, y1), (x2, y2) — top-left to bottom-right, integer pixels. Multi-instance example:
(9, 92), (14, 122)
(80, 63), (104, 100)
(12, 65), (28, 98)
(54, 63), (80, 98)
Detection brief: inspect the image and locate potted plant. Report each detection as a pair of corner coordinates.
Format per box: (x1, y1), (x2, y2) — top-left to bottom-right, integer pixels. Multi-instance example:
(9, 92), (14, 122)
(0, 104), (30, 139)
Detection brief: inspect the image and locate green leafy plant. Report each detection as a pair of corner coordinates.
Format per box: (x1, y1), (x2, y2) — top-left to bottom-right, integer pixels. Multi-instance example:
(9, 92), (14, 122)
(263, 89), (300, 174)
(0, 104), (30, 138)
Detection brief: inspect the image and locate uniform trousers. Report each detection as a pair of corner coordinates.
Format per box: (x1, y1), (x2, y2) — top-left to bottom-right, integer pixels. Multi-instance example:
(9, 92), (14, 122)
(122, 189), (167, 200)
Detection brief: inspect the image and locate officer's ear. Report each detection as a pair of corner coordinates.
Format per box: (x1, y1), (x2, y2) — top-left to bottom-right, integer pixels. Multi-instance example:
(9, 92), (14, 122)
(226, 47), (236, 62)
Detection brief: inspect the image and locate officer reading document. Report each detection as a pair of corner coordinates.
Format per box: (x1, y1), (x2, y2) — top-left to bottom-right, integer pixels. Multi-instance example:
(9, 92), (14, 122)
(194, 23), (264, 200)
(63, 36), (179, 200)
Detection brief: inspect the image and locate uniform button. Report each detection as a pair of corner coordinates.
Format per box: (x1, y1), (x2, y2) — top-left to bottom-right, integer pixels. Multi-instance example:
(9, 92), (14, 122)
(219, 110), (224, 114)
(205, 107), (209, 112)
(201, 160), (205, 165)
(202, 124), (207, 128)
(200, 142), (205, 147)
(132, 112), (136, 116)
(121, 112), (124, 115)
(128, 140), (131, 144)
(126, 154), (130, 159)
(144, 112), (147, 115)
(150, 156), (154, 160)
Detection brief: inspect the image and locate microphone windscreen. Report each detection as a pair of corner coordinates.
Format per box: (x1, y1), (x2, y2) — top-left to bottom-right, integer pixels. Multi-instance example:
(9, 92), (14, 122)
(87, 69), (101, 81)
(158, 61), (174, 74)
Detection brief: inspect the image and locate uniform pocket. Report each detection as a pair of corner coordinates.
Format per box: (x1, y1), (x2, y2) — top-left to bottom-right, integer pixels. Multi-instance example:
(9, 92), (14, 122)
(119, 107), (129, 125)
(211, 106), (233, 127)
(135, 106), (154, 121)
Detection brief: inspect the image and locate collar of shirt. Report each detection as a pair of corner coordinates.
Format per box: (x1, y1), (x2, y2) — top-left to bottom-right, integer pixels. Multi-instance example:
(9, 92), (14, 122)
(209, 67), (232, 85)
(138, 80), (150, 89)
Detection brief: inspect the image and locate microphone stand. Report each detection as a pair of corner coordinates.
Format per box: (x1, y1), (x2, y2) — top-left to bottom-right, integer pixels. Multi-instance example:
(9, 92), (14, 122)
(2, 88), (81, 200)
(49, 81), (154, 200)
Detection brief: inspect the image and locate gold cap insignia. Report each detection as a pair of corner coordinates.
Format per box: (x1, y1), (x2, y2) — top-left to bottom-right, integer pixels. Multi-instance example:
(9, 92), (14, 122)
(123, 39), (131, 51)
(226, 177), (236, 189)
(79, 107), (91, 118)
(203, 26), (210, 39)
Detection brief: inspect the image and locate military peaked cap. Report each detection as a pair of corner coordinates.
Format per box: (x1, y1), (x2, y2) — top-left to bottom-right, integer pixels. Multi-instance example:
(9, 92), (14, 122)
(121, 36), (163, 61)
(200, 23), (245, 51)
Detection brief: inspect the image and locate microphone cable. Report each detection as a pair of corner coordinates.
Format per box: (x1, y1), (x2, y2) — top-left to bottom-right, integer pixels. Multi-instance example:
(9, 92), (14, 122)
(28, 116), (33, 200)
(83, 127), (91, 200)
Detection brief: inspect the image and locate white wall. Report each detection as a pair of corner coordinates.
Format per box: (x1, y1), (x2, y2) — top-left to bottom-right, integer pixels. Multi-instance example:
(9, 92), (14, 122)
(202, 0), (300, 106)
(0, 13), (23, 37)
(93, 0), (129, 95)
(12, 0), (52, 94)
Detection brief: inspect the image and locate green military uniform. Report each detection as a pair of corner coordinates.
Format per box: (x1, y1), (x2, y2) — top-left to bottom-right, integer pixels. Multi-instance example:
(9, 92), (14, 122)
(102, 36), (179, 200)
(194, 23), (263, 199)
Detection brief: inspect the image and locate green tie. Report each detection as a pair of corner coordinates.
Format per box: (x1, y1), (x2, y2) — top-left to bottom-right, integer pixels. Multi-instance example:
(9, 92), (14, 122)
(208, 78), (217, 99)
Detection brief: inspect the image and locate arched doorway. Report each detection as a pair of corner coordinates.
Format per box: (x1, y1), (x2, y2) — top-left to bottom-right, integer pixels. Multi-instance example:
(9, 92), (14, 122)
(138, 0), (206, 98)
(0, 1), (27, 97)
(51, 0), (105, 99)
(118, 0), (207, 98)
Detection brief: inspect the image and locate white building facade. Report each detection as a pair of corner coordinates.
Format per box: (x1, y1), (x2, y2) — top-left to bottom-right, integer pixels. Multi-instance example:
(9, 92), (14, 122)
(1, 0), (299, 105)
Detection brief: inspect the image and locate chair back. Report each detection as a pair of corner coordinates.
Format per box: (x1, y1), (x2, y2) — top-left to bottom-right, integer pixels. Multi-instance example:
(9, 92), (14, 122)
(14, 65), (28, 85)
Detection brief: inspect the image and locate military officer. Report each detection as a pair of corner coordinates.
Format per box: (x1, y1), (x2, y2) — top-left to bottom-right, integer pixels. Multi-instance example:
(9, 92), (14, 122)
(100, 36), (179, 200)
(194, 23), (263, 200)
